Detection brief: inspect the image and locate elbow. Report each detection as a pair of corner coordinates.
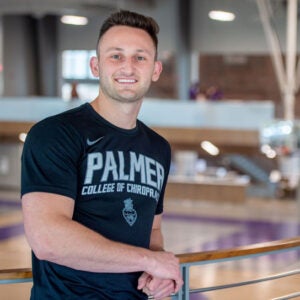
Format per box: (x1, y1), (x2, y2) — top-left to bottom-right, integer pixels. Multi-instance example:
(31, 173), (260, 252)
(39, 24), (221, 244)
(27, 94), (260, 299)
(32, 241), (56, 261)
(24, 229), (59, 262)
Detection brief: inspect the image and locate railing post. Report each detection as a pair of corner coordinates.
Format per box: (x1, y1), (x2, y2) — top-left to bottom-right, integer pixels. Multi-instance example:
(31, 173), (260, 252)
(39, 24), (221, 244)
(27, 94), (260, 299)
(176, 264), (189, 300)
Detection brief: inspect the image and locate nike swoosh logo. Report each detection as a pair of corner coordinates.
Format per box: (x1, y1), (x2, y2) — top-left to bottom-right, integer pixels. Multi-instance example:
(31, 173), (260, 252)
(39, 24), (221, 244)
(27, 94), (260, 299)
(86, 136), (104, 146)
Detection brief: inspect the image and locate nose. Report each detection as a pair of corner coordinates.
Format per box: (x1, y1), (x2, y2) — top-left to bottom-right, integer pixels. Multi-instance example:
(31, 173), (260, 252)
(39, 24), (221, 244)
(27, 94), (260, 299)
(121, 57), (135, 75)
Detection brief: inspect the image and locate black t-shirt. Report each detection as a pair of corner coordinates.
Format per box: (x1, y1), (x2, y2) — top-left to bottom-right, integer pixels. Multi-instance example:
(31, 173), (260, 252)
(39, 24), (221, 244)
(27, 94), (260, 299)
(21, 103), (171, 299)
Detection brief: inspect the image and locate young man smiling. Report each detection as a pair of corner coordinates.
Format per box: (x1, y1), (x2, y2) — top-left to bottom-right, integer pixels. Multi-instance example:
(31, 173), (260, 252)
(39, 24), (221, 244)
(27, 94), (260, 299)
(21, 10), (183, 300)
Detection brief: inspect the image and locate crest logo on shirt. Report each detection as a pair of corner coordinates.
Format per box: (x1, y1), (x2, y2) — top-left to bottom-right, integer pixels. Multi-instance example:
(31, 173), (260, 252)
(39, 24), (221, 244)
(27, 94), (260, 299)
(122, 198), (137, 226)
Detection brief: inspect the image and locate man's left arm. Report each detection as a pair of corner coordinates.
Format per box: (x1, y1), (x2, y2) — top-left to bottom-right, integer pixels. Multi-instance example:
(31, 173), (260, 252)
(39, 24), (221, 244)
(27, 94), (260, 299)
(149, 213), (164, 251)
(138, 214), (180, 299)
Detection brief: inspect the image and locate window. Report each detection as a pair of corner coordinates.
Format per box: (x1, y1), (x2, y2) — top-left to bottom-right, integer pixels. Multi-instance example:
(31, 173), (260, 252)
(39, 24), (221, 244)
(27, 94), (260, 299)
(62, 50), (95, 80)
(61, 50), (98, 101)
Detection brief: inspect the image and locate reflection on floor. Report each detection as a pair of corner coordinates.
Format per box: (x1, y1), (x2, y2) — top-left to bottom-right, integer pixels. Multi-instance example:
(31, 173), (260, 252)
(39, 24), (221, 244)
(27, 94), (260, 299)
(163, 198), (300, 300)
(1, 189), (300, 300)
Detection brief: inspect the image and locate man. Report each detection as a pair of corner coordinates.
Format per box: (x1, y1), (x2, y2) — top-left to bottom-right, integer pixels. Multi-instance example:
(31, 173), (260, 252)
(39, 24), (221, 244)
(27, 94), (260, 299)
(21, 10), (183, 300)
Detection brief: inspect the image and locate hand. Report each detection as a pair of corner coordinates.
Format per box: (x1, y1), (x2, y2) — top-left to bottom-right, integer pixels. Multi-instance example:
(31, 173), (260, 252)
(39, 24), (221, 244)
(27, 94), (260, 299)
(138, 272), (176, 299)
(144, 251), (183, 293)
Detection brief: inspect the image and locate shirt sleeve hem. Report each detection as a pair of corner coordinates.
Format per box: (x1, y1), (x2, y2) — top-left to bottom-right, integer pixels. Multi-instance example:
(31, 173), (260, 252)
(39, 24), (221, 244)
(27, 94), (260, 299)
(21, 186), (76, 200)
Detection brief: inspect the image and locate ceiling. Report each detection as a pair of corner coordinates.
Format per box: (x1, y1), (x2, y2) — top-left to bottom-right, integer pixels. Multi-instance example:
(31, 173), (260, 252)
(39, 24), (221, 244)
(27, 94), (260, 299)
(0, 0), (293, 22)
(0, 0), (293, 27)
(0, 0), (155, 16)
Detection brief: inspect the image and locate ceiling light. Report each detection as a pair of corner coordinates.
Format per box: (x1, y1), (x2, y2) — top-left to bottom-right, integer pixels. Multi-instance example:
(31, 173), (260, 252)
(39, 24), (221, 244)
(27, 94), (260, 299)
(61, 15), (88, 26)
(209, 10), (235, 22)
(201, 141), (220, 156)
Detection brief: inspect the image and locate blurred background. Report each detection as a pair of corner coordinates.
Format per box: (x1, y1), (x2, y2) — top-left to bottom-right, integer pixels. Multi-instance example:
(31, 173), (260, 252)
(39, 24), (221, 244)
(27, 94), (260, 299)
(2, 1), (300, 299)
(1, 0), (300, 200)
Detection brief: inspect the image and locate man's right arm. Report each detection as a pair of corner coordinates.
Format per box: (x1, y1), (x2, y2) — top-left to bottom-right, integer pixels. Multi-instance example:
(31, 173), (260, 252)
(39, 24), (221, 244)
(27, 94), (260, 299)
(22, 192), (183, 288)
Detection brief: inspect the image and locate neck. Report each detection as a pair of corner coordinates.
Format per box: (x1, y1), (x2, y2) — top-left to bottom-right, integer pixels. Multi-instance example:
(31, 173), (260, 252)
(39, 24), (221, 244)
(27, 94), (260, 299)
(90, 95), (142, 130)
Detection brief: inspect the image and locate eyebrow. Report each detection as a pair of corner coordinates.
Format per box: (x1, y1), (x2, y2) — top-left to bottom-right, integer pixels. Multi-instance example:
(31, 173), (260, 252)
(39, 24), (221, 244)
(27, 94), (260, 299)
(105, 47), (153, 56)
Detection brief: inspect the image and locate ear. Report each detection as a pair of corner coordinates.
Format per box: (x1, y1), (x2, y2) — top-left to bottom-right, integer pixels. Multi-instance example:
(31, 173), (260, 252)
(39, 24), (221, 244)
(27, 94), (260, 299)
(151, 60), (163, 82)
(90, 56), (100, 77)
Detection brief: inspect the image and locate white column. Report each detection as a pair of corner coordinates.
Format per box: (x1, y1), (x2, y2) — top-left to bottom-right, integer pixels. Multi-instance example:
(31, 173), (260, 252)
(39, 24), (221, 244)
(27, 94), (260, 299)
(284, 0), (298, 120)
(256, 0), (299, 121)
(0, 17), (3, 96)
(190, 51), (199, 85)
(256, 0), (286, 95)
(176, 0), (191, 100)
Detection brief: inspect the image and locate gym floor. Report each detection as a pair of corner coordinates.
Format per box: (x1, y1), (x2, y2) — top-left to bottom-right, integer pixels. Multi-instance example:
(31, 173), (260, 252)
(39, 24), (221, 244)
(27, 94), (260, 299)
(1, 189), (300, 300)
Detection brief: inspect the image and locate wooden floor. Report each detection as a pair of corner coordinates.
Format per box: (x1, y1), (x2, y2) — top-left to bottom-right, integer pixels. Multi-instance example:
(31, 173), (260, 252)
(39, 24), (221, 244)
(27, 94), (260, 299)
(1, 189), (300, 300)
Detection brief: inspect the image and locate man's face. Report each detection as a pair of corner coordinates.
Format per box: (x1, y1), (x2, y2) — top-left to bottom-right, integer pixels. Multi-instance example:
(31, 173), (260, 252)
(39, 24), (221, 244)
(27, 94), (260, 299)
(91, 25), (162, 103)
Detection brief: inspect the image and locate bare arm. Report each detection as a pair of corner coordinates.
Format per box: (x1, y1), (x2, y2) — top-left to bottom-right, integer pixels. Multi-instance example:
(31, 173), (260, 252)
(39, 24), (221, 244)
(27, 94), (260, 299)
(22, 192), (182, 286)
(149, 214), (164, 251)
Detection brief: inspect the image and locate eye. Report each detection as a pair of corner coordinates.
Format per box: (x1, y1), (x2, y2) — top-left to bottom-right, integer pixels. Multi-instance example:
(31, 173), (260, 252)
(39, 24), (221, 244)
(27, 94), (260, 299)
(111, 54), (121, 60)
(136, 56), (146, 61)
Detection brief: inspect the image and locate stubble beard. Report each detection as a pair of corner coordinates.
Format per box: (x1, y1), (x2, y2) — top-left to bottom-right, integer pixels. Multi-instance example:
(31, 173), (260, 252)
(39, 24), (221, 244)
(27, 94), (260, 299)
(100, 81), (150, 104)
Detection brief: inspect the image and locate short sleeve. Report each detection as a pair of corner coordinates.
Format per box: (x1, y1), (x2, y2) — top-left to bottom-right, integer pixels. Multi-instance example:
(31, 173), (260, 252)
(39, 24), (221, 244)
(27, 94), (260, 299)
(21, 118), (83, 199)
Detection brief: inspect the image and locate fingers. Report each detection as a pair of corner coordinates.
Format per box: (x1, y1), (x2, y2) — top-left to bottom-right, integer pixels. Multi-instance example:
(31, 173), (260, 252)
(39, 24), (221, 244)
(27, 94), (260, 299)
(148, 279), (175, 299)
(147, 276), (163, 292)
(137, 272), (152, 290)
(173, 279), (183, 293)
(142, 276), (179, 299)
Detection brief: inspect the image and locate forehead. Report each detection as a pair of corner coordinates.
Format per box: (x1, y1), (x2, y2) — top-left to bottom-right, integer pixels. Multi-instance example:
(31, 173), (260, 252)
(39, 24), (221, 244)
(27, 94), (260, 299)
(98, 25), (156, 55)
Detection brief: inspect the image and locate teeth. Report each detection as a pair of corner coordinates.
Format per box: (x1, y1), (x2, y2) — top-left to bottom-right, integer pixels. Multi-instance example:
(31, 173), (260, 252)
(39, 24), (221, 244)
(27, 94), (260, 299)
(117, 79), (136, 83)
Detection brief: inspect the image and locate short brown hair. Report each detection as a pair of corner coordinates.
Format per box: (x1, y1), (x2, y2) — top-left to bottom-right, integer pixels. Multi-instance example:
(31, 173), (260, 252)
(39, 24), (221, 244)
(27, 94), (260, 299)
(96, 10), (159, 57)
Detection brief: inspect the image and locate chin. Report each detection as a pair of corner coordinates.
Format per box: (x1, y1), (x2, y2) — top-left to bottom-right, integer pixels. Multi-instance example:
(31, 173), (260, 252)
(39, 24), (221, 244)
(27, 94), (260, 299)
(116, 93), (144, 103)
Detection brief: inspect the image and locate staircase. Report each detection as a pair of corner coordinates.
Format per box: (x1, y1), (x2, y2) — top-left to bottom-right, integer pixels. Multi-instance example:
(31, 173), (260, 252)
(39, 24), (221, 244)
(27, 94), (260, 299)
(223, 154), (277, 198)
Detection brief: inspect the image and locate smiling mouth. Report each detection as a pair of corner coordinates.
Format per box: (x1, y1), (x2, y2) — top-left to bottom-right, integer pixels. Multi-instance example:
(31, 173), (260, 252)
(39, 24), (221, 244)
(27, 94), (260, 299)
(116, 79), (137, 84)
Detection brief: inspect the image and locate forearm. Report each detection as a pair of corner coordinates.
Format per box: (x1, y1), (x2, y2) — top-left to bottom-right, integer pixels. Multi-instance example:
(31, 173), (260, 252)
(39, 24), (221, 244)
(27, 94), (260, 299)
(28, 215), (153, 274)
(22, 192), (154, 274)
(149, 228), (164, 251)
(23, 193), (182, 286)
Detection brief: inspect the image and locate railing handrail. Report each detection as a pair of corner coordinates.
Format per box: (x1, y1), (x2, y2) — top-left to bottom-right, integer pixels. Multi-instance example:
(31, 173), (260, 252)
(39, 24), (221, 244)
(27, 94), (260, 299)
(0, 268), (32, 282)
(188, 269), (300, 293)
(1, 236), (300, 283)
(177, 236), (300, 264)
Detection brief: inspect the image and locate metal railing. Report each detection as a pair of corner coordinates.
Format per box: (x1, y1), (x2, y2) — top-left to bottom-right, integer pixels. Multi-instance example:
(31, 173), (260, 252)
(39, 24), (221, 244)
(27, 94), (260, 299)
(174, 237), (300, 299)
(1, 237), (300, 299)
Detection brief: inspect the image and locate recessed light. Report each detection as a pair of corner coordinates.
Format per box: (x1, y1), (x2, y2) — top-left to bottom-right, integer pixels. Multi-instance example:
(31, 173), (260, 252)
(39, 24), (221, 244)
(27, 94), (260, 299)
(209, 10), (235, 22)
(61, 15), (88, 26)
